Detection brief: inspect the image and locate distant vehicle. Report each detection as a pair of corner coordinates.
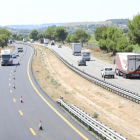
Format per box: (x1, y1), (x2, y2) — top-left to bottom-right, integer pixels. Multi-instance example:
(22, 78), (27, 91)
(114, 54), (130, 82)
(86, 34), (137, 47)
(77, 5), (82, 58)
(15, 52), (19, 57)
(18, 47), (23, 52)
(39, 38), (44, 44)
(58, 45), (62, 48)
(30, 39), (34, 43)
(44, 39), (48, 44)
(23, 38), (26, 42)
(1, 49), (13, 66)
(51, 42), (55, 46)
(81, 50), (90, 61)
(12, 53), (17, 58)
(101, 67), (115, 78)
(78, 59), (86, 66)
(72, 43), (81, 56)
(115, 53), (140, 78)
(9, 40), (12, 44)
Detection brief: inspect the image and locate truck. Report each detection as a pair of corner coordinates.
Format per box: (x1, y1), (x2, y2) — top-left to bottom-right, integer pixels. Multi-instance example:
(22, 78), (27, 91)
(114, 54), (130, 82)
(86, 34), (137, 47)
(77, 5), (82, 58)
(115, 53), (140, 78)
(17, 47), (23, 52)
(81, 50), (90, 61)
(101, 67), (115, 78)
(39, 38), (44, 44)
(23, 38), (26, 42)
(44, 39), (48, 44)
(72, 43), (81, 56)
(1, 49), (13, 66)
(30, 39), (34, 43)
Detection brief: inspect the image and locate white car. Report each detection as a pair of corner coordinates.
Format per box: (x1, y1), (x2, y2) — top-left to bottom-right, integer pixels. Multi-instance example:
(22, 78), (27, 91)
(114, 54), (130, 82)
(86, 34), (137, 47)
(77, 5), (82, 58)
(101, 67), (115, 78)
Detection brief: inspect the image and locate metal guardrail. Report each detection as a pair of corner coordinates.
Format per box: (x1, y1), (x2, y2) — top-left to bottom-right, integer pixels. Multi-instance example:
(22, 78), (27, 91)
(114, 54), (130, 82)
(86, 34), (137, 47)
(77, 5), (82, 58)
(52, 49), (140, 104)
(56, 99), (127, 140)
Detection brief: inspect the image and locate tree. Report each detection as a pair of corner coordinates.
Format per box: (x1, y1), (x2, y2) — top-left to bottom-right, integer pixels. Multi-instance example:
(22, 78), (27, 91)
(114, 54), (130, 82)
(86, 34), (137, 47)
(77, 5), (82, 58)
(0, 29), (11, 37)
(127, 14), (140, 46)
(65, 35), (71, 44)
(55, 27), (68, 43)
(12, 34), (17, 39)
(70, 35), (79, 43)
(94, 25), (108, 41)
(29, 29), (38, 40)
(75, 29), (90, 46)
(44, 27), (55, 40)
(37, 33), (43, 39)
(98, 39), (107, 51)
(123, 28), (129, 33)
(0, 34), (8, 48)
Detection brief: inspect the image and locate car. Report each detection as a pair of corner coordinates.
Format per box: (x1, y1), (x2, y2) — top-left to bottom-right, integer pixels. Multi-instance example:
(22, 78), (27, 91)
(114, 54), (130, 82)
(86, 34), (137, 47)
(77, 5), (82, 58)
(101, 67), (115, 78)
(51, 42), (55, 46)
(12, 53), (17, 58)
(15, 52), (19, 57)
(58, 45), (62, 48)
(78, 59), (86, 66)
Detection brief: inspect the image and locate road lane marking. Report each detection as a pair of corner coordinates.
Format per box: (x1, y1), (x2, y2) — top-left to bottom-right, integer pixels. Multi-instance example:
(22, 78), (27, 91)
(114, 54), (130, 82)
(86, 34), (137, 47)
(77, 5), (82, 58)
(19, 110), (23, 115)
(30, 128), (36, 135)
(13, 98), (16, 102)
(10, 90), (12, 93)
(10, 74), (11, 76)
(9, 78), (11, 80)
(9, 83), (11, 86)
(125, 81), (132, 84)
(27, 48), (88, 140)
(11, 71), (12, 72)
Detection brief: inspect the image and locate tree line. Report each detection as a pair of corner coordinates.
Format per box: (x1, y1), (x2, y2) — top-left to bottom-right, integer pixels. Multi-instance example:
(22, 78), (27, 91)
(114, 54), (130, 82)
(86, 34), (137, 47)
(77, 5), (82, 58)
(94, 14), (140, 54)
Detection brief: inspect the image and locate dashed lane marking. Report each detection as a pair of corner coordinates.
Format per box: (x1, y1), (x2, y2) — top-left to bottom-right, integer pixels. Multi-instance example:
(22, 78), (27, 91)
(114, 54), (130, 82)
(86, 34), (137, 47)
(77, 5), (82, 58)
(13, 98), (16, 102)
(9, 78), (11, 80)
(27, 48), (88, 140)
(9, 83), (11, 86)
(30, 128), (36, 135)
(10, 90), (12, 93)
(19, 110), (23, 115)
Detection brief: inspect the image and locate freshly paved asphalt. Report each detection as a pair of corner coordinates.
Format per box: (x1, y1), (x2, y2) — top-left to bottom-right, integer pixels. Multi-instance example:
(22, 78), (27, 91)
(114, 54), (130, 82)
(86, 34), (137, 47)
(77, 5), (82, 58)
(0, 43), (98, 140)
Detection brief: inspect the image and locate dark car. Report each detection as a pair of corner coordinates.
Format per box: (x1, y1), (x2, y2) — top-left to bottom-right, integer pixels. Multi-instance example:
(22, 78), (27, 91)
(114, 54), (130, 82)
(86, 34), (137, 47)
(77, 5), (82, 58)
(58, 45), (62, 48)
(51, 42), (55, 46)
(78, 59), (86, 66)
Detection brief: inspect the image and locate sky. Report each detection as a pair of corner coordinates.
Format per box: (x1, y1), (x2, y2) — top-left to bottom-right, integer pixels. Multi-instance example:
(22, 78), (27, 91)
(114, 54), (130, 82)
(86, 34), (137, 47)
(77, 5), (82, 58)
(0, 0), (140, 25)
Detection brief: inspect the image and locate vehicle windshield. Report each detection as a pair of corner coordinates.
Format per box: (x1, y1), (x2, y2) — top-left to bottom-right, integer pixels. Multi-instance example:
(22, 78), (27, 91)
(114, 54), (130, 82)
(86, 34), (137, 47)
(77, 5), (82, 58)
(80, 60), (85, 62)
(2, 55), (10, 59)
(18, 48), (23, 50)
(105, 68), (113, 71)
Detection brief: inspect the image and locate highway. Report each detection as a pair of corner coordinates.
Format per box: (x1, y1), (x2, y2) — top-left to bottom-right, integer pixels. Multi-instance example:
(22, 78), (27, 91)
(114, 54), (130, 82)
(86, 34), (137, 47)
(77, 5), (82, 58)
(0, 43), (97, 140)
(42, 44), (140, 94)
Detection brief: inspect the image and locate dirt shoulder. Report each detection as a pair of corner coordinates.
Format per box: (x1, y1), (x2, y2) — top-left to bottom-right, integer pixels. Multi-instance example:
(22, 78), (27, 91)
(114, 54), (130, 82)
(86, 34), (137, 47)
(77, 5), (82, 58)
(32, 44), (140, 140)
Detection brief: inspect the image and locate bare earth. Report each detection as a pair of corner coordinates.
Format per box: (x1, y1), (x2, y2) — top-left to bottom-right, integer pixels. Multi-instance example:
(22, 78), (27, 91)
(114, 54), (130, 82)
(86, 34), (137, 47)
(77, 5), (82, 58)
(32, 44), (140, 140)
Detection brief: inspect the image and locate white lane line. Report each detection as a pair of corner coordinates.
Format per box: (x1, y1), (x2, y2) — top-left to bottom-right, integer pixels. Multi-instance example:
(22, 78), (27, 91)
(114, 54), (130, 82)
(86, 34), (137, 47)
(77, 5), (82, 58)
(94, 61), (106, 66)
(125, 81), (132, 84)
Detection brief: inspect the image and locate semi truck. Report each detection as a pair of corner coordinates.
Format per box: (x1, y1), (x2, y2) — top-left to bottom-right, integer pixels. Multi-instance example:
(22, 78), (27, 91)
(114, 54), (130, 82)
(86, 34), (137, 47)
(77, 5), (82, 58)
(115, 53), (140, 78)
(23, 38), (26, 42)
(39, 38), (44, 44)
(81, 50), (90, 61)
(44, 39), (48, 44)
(1, 49), (13, 66)
(72, 43), (81, 56)
(30, 39), (34, 43)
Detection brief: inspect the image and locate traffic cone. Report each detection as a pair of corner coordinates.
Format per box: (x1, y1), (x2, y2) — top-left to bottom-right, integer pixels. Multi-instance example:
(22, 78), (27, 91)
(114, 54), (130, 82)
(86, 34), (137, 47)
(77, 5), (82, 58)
(13, 75), (15, 80)
(18, 61), (19, 65)
(14, 69), (16, 72)
(39, 120), (42, 130)
(13, 83), (15, 89)
(20, 96), (23, 103)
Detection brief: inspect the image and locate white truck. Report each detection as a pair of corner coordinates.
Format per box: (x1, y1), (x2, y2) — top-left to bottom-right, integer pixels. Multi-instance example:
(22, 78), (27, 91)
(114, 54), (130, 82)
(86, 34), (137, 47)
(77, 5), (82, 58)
(44, 39), (48, 44)
(101, 67), (115, 78)
(115, 53), (140, 78)
(81, 50), (90, 61)
(23, 38), (26, 42)
(30, 39), (34, 43)
(72, 43), (81, 56)
(1, 49), (13, 66)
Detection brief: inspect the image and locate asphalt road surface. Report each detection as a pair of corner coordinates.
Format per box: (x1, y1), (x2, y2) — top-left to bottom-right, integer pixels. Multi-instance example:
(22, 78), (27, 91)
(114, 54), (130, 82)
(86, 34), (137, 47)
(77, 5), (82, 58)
(40, 43), (140, 94)
(0, 43), (98, 140)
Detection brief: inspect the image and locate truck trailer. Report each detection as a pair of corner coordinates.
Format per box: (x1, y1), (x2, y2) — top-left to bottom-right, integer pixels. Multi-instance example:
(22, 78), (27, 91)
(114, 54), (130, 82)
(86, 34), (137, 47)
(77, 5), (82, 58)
(81, 50), (90, 61)
(23, 38), (26, 42)
(44, 39), (48, 44)
(39, 38), (44, 44)
(1, 49), (13, 66)
(72, 43), (81, 56)
(115, 53), (140, 78)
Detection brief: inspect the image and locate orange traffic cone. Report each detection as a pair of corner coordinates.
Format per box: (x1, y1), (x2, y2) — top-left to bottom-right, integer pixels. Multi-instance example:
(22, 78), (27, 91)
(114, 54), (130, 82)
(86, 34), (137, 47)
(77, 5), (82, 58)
(20, 96), (23, 103)
(13, 83), (15, 89)
(39, 120), (42, 130)
(13, 75), (15, 80)
(14, 69), (16, 72)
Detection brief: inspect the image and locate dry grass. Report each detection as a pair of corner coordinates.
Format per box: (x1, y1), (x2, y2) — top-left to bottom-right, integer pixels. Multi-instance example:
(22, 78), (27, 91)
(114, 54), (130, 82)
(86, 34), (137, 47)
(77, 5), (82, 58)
(32, 44), (140, 140)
